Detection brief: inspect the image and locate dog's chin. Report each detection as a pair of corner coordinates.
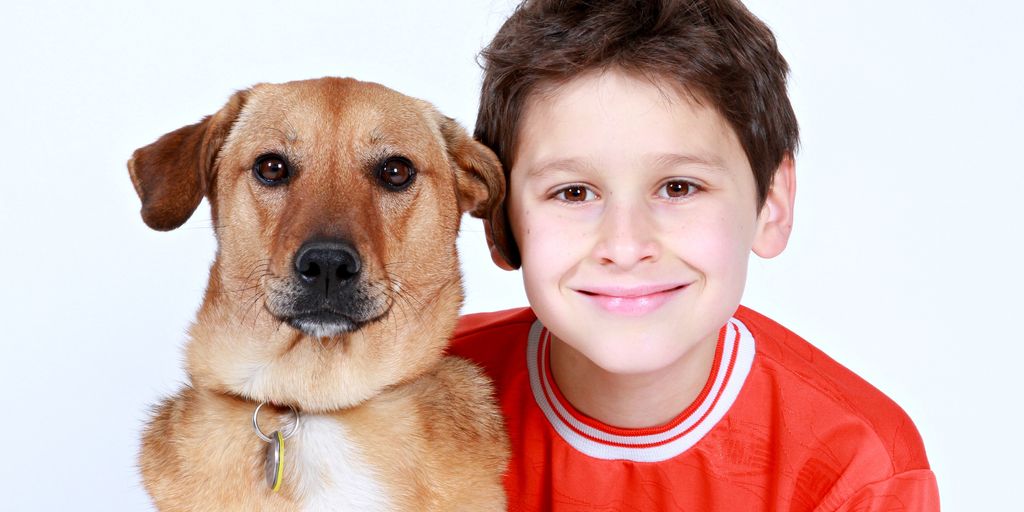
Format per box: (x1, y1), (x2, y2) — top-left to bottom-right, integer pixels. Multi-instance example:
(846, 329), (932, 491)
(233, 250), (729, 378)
(286, 313), (362, 338)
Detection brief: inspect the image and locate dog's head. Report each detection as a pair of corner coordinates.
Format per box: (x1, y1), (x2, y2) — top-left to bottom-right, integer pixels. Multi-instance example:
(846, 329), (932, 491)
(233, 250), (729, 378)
(129, 78), (503, 411)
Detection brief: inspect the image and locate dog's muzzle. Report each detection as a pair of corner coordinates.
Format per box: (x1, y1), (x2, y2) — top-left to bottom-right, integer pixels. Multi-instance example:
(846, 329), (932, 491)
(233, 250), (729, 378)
(273, 239), (385, 337)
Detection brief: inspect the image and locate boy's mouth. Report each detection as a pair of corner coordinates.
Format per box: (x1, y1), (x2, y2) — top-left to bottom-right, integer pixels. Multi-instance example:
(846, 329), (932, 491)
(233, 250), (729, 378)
(574, 283), (689, 316)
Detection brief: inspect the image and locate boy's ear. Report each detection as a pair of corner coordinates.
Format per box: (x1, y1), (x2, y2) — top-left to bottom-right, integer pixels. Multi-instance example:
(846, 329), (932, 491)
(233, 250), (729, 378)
(752, 154), (796, 258)
(484, 218), (518, 271)
(127, 89), (249, 231)
(436, 116), (520, 270)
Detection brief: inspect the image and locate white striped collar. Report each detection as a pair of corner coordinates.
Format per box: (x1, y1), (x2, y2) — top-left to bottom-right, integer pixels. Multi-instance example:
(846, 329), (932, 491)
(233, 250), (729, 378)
(526, 317), (756, 462)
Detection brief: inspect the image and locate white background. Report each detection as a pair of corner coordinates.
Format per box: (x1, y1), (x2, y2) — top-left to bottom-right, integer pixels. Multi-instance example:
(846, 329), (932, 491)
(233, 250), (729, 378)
(1, 1), (1020, 510)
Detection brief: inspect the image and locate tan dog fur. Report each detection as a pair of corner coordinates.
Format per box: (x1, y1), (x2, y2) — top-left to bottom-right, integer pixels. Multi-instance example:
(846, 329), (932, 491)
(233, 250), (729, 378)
(129, 78), (508, 511)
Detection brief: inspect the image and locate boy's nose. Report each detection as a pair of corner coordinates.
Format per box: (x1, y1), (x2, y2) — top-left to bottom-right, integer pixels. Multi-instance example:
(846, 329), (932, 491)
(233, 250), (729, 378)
(591, 200), (660, 269)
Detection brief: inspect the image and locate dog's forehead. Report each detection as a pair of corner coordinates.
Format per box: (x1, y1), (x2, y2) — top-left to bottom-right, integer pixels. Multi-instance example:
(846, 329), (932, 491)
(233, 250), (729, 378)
(235, 78), (442, 145)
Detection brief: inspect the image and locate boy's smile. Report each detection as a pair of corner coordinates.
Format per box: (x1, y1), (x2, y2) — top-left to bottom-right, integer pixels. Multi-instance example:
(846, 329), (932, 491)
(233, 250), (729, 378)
(573, 283), (691, 316)
(506, 68), (794, 427)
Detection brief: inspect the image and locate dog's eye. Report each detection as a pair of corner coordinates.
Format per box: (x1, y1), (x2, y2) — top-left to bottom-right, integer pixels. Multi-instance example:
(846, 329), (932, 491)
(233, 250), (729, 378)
(253, 154), (291, 186)
(378, 157), (416, 190)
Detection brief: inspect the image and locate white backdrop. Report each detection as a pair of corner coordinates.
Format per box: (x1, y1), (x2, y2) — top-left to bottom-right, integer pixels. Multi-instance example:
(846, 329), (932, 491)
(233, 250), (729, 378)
(1, 1), (1020, 510)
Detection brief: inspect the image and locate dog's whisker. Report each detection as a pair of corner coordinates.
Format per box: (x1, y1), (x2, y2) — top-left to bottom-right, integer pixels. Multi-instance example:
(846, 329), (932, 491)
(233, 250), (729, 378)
(423, 277), (462, 309)
(395, 285), (435, 323)
(381, 270), (428, 310)
(240, 290), (267, 327)
(214, 260), (275, 305)
(382, 275), (461, 335)
(379, 274), (426, 326)
(240, 259), (272, 283)
(246, 300), (261, 328)
(383, 291), (409, 342)
(216, 282), (265, 295)
(394, 287), (426, 323)
(370, 279), (406, 339)
(379, 288), (404, 332)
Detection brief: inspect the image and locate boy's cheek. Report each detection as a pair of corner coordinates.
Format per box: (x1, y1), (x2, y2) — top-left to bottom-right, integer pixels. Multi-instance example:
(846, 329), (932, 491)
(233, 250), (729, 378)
(519, 221), (583, 267)
(513, 204), (593, 254)
(662, 208), (756, 262)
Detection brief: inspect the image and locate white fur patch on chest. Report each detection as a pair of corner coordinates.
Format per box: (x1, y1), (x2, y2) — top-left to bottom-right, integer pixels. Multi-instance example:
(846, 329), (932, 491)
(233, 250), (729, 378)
(289, 415), (392, 512)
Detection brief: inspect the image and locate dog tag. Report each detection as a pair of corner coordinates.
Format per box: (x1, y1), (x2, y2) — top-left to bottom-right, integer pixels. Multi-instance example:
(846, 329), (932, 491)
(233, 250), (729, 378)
(264, 430), (285, 492)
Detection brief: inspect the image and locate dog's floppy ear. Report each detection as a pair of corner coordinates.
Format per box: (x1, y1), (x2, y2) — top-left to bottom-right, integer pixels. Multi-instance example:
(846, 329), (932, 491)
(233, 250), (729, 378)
(438, 116), (519, 269)
(437, 116), (521, 270)
(127, 90), (249, 231)
(438, 116), (504, 218)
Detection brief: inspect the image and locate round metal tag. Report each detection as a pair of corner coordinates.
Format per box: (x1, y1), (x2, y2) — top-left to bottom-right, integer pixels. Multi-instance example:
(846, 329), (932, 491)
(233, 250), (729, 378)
(264, 430), (285, 492)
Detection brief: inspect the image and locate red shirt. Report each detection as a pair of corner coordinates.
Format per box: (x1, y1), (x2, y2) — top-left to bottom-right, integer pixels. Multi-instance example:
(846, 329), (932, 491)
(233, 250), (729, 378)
(449, 306), (938, 511)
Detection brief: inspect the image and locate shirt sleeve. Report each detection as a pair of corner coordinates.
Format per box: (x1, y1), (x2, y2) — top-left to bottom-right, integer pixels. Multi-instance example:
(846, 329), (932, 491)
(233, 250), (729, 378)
(821, 469), (940, 512)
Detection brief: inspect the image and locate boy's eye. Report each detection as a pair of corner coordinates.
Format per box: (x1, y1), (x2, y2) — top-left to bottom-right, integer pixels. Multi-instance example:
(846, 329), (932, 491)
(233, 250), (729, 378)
(659, 180), (699, 199)
(556, 185), (596, 202)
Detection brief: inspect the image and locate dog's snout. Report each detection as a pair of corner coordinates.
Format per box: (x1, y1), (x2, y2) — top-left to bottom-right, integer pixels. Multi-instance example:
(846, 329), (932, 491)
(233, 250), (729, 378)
(295, 240), (362, 289)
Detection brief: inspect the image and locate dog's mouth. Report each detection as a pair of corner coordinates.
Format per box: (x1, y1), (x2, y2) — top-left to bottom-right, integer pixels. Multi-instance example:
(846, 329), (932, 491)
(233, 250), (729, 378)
(285, 309), (365, 338)
(263, 279), (391, 339)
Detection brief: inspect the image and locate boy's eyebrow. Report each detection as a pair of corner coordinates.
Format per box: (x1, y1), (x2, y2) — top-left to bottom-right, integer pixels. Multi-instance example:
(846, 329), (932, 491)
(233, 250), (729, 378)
(649, 152), (728, 173)
(523, 157), (596, 179)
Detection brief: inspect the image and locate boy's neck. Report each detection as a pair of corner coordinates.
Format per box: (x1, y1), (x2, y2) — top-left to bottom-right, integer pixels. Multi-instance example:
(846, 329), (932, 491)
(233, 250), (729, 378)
(548, 332), (719, 429)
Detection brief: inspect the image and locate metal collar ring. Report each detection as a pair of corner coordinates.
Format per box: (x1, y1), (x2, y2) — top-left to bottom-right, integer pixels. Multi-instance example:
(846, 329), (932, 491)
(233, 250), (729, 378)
(252, 402), (300, 442)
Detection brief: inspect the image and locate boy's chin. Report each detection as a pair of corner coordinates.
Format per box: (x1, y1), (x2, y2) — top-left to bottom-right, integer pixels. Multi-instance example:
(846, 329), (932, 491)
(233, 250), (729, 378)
(556, 327), (719, 377)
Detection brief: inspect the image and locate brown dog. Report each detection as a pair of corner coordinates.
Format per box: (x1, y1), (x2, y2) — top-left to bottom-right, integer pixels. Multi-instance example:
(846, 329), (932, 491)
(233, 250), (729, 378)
(129, 77), (508, 511)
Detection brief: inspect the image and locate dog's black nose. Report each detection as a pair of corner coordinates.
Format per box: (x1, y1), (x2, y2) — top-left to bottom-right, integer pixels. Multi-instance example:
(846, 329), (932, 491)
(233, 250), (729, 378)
(294, 240), (362, 290)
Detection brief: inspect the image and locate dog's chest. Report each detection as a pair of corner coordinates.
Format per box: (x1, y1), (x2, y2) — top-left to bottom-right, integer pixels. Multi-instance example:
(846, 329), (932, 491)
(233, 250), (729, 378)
(289, 415), (392, 511)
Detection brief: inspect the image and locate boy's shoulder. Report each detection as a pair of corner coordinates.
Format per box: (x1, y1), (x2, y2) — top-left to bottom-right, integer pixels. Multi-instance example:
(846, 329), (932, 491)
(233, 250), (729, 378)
(734, 305), (931, 475)
(448, 307), (537, 393)
(453, 307), (537, 339)
(449, 307), (536, 363)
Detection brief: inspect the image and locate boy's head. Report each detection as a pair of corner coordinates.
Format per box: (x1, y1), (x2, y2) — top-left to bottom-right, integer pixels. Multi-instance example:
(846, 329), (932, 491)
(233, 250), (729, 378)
(476, 0), (799, 270)
(474, 0), (799, 382)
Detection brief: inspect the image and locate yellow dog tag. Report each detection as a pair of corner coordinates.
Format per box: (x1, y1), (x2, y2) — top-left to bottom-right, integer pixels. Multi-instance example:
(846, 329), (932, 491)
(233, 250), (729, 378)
(264, 430), (285, 492)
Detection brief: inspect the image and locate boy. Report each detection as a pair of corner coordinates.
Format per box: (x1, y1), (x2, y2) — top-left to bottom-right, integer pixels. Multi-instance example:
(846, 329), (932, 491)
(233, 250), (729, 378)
(450, 0), (940, 510)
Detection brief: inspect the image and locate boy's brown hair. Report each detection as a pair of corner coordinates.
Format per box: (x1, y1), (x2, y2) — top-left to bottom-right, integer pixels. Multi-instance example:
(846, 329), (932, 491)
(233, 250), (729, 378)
(476, 0), (799, 269)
